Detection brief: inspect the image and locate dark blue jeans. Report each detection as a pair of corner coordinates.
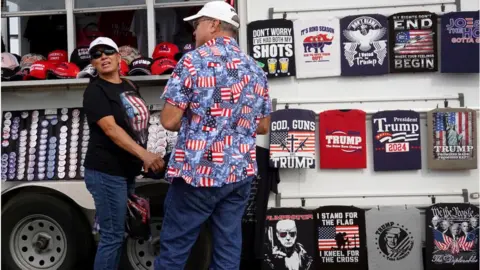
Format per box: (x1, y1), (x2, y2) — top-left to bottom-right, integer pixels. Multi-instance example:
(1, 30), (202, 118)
(84, 169), (134, 270)
(154, 177), (253, 270)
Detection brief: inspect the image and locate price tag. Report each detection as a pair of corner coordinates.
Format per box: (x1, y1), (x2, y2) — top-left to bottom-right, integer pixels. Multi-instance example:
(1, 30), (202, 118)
(386, 142), (409, 153)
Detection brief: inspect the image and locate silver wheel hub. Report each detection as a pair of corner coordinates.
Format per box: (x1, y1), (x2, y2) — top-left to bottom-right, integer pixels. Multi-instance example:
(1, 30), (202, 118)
(126, 218), (162, 270)
(10, 214), (67, 269)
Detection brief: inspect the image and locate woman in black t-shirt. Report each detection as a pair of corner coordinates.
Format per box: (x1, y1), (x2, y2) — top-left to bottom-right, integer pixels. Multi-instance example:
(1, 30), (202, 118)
(82, 37), (165, 270)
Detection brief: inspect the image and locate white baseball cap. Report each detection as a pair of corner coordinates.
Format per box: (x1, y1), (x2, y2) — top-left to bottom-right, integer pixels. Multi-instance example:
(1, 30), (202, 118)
(88, 37), (119, 53)
(183, 1), (239, 29)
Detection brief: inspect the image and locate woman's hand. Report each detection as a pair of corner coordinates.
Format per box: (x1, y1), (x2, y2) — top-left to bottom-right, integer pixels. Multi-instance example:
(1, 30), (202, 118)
(141, 151), (165, 173)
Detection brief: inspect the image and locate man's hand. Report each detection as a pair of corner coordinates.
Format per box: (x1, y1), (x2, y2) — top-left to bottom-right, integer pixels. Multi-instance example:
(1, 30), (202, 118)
(141, 151), (165, 173)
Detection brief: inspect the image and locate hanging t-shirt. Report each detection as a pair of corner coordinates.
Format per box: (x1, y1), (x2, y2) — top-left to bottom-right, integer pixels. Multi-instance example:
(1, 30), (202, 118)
(441, 11), (480, 73)
(319, 110), (366, 169)
(389, 12), (438, 73)
(263, 208), (315, 270)
(247, 19), (296, 78)
(293, 18), (341, 78)
(427, 108), (477, 170)
(24, 15), (68, 57)
(241, 146), (280, 263)
(366, 206), (423, 270)
(130, 9), (179, 55)
(372, 110), (422, 171)
(340, 14), (389, 76)
(98, 11), (136, 47)
(269, 109), (316, 169)
(425, 203), (479, 270)
(314, 206), (367, 270)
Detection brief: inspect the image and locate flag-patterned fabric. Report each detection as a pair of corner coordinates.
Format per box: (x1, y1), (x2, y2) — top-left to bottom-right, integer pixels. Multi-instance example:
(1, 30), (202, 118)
(161, 36), (272, 187)
(318, 225), (361, 250)
(434, 111), (473, 148)
(434, 229), (475, 254)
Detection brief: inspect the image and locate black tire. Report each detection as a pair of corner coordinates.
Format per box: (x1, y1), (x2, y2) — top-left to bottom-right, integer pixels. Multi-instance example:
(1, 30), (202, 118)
(1, 193), (94, 270)
(120, 217), (212, 270)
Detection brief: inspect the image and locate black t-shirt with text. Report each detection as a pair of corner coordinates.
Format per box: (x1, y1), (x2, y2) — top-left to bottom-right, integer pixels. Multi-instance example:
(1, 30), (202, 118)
(314, 206), (368, 270)
(263, 208), (316, 270)
(82, 78), (149, 178)
(241, 146), (280, 267)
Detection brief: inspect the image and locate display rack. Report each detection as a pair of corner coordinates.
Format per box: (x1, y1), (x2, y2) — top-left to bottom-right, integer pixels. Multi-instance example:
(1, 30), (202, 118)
(1, 75), (171, 92)
(268, 0), (460, 19)
(275, 189), (471, 207)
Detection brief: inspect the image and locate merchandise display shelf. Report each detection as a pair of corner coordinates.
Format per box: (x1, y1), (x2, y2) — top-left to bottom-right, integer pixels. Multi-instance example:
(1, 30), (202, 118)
(1, 75), (171, 92)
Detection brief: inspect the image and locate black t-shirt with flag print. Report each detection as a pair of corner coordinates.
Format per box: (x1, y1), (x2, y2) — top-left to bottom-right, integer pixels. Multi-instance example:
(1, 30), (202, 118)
(83, 78), (149, 178)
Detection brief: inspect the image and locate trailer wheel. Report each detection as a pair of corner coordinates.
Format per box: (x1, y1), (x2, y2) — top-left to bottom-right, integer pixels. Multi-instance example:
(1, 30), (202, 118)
(1, 193), (94, 270)
(121, 217), (211, 270)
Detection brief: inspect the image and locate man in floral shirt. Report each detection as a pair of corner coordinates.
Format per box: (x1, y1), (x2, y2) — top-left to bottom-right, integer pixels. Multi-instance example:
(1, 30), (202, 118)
(155, 1), (271, 269)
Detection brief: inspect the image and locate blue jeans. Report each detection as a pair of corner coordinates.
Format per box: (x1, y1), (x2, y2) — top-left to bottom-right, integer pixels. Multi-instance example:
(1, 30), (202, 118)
(84, 169), (134, 270)
(154, 177), (253, 270)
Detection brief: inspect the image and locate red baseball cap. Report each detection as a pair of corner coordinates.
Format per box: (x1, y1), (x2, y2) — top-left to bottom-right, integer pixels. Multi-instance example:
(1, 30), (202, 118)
(151, 58), (177, 75)
(152, 42), (180, 60)
(119, 59), (129, 76)
(47, 50), (68, 65)
(48, 62), (80, 79)
(24, 61), (56, 80)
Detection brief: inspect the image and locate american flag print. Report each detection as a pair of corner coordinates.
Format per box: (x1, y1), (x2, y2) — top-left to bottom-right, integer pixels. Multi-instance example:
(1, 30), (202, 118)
(270, 131), (316, 154)
(197, 77), (217, 88)
(119, 92), (150, 145)
(318, 225), (361, 250)
(433, 111), (474, 160)
(186, 140), (207, 151)
(161, 36), (271, 187)
(395, 30), (434, 55)
(226, 58), (241, 69)
(433, 229), (475, 255)
(174, 149), (185, 162)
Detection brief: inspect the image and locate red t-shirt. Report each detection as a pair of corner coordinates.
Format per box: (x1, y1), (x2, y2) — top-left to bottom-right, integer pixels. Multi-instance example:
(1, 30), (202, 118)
(319, 110), (367, 169)
(98, 11), (136, 47)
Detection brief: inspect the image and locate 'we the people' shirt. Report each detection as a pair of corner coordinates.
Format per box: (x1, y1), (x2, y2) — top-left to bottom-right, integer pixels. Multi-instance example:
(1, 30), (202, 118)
(162, 36), (272, 187)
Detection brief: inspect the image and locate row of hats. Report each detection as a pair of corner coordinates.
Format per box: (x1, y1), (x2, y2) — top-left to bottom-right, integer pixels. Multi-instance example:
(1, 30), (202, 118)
(1, 41), (193, 81)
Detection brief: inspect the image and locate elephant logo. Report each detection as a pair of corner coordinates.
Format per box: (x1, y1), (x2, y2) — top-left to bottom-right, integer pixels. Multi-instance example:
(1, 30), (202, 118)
(303, 33), (334, 53)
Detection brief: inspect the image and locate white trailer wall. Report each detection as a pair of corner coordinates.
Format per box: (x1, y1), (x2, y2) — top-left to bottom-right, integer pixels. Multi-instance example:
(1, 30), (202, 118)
(238, 0), (480, 207)
(1, 0), (478, 208)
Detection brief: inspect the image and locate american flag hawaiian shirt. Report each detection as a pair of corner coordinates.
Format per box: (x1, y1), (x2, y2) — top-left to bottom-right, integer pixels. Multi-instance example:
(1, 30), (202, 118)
(161, 36), (272, 187)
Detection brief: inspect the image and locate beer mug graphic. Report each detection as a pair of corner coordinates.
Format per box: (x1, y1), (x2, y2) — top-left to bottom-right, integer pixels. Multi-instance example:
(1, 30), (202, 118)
(279, 58), (289, 73)
(267, 58), (277, 74)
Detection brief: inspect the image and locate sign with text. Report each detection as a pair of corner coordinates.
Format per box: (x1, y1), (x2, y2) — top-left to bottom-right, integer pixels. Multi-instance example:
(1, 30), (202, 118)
(247, 19), (296, 78)
(389, 11), (438, 73)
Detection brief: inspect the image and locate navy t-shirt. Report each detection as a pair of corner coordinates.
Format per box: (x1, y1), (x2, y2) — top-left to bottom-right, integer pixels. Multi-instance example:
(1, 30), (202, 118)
(389, 12), (438, 73)
(340, 14), (389, 76)
(441, 11), (479, 73)
(269, 109), (316, 169)
(371, 110), (421, 171)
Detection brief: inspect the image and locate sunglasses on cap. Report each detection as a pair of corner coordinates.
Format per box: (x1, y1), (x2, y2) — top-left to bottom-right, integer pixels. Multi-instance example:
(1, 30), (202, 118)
(90, 47), (117, 59)
(278, 231), (297, 238)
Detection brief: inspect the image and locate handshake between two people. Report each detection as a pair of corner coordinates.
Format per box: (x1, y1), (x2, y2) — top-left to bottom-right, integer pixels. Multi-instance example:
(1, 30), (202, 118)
(140, 150), (166, 173)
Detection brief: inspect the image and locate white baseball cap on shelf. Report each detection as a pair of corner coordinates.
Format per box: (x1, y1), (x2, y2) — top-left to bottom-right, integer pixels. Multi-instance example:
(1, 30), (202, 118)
(183, 1), (239, 29)
(88, 37), (119, 53)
